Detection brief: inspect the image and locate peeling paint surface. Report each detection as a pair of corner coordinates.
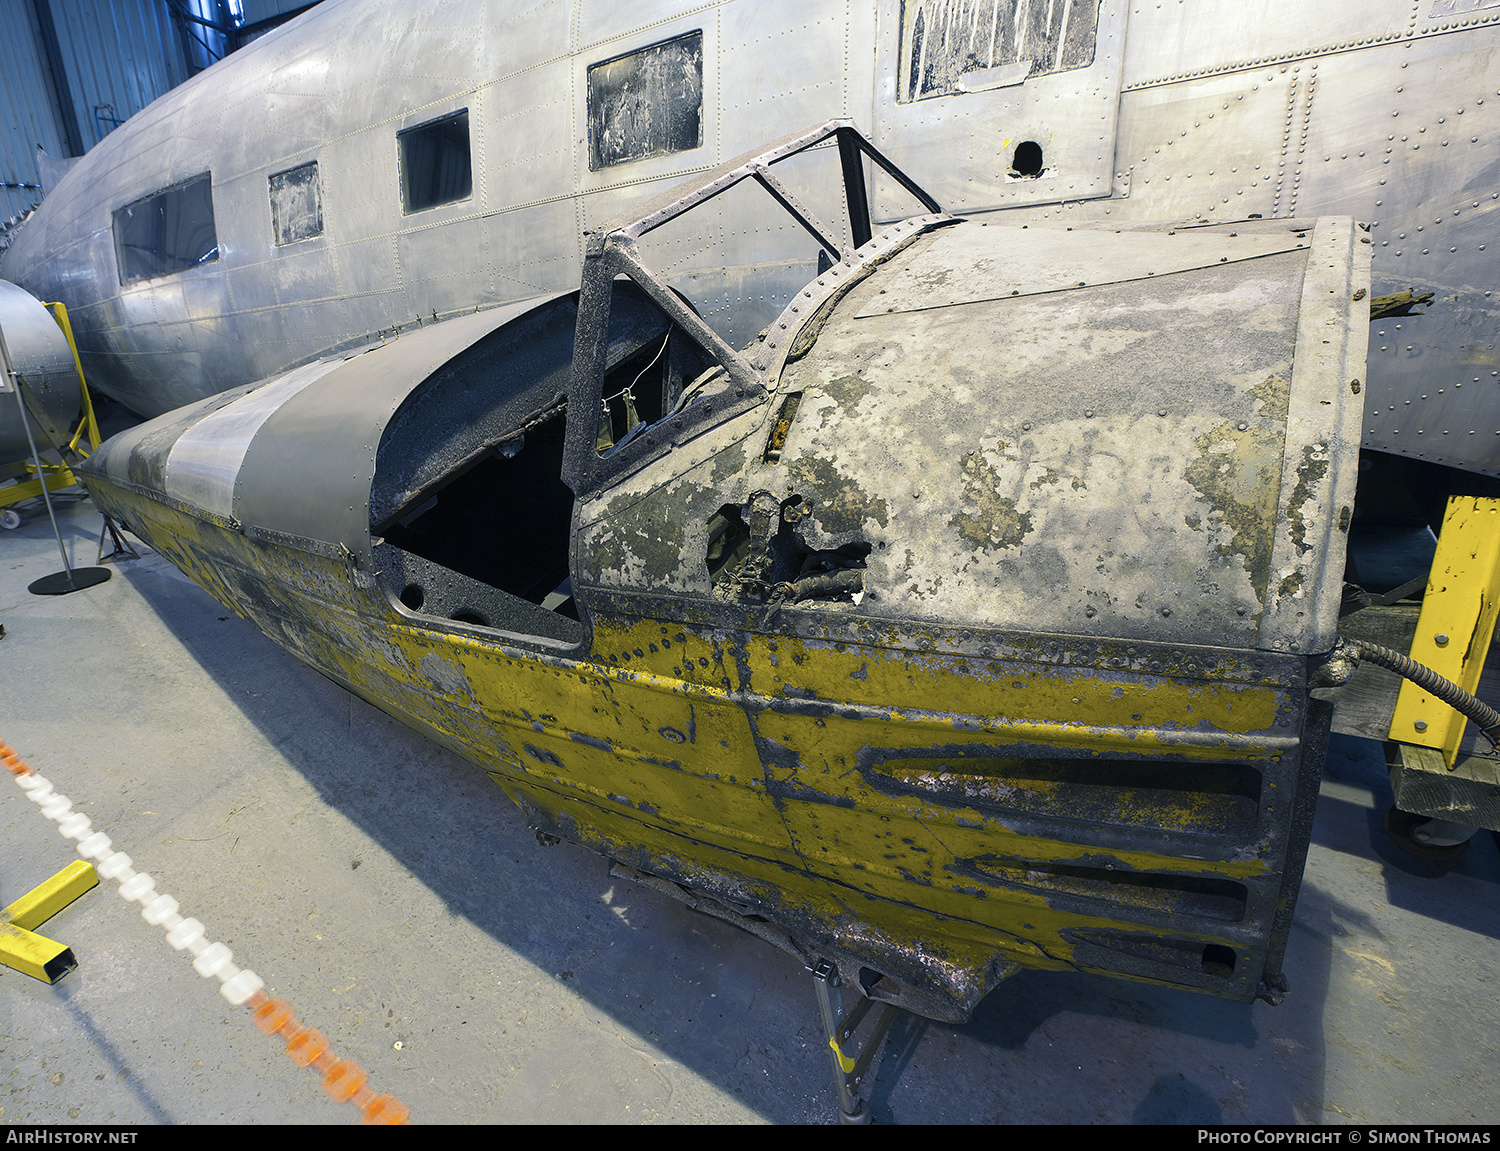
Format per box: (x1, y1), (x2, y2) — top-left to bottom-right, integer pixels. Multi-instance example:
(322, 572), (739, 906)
(78, 209), (1367, 1024)
(899, 0), (1102, 102)
(760, 225), (1322, 647)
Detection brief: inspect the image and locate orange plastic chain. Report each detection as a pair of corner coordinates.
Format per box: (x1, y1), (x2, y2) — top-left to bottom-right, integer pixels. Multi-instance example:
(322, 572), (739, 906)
(246, 990), (409, 1123)
(2, 744), (24, 776)
(3, 740), (409, 1124)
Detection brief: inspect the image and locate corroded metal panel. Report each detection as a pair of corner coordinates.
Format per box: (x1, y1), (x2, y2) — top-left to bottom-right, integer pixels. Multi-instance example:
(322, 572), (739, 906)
(1259, 218), (1370, 657)
(576, 217), (1363, 654)
(851, 224), (1309, 313)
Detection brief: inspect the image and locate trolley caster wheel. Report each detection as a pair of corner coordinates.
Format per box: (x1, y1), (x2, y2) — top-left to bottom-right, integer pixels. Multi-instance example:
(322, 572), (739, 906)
(0, 510), (20, 530)
(1385, 806), (1472, 864)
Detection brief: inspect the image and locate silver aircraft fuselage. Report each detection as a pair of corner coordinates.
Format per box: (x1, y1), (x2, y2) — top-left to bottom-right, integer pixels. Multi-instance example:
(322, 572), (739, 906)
(1, 0), (1496, 475)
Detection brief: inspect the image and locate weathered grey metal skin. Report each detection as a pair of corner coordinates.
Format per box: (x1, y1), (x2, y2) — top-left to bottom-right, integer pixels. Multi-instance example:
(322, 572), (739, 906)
(992, 0), (1500, 477)
(0, 0), (1493, 475)
(77, 126), (1372, 1021)
(0, 280), (80, 465)
(584, 219), (1364, 654)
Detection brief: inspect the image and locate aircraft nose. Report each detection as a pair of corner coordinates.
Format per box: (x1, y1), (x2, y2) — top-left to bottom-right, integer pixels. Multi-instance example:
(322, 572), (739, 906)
(78, 357), (349, 552)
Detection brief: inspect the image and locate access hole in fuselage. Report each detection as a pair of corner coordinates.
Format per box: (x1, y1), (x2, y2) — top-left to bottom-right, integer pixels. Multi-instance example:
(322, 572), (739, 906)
(1012, 141), (1044, 177)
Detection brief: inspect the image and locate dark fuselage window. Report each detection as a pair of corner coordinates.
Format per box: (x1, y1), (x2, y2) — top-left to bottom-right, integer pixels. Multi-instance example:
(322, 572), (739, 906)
(269, 162), (323, 245)
(113, 174), (219, 285)
(399, 111), (472, 214)
(587, 31), (703, 171)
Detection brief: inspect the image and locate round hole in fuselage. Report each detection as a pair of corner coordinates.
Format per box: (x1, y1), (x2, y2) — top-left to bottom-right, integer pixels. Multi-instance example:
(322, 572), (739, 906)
(1012, 141), (1044, 177)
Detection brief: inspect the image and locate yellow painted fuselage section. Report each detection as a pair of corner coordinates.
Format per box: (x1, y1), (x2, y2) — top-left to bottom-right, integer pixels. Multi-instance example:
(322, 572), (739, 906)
(96, 482), (1309, 1018)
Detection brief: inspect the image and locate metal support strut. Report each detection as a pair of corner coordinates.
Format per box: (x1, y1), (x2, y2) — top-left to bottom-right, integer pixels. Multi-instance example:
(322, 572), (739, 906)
(97, 513), (140, 564)
(1, 860), (99, 983)
(810, 960), (897, 1124)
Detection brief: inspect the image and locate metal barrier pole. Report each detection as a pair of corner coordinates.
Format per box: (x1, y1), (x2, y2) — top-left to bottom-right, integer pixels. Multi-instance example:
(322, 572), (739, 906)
(0, 318), (110, 595)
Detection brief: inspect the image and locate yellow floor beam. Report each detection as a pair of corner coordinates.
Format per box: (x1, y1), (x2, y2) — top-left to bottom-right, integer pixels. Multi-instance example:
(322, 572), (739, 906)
(1391, 496), (1500, 766)
(0, 467), (81, 510)
(1, 860), (98, 984)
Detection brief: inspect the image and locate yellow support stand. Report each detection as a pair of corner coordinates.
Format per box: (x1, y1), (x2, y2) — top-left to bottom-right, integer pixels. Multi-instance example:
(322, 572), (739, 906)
(1389, 496), (1500, 766)
(45, 301), (103, 459)
(1, 860), (99, 983)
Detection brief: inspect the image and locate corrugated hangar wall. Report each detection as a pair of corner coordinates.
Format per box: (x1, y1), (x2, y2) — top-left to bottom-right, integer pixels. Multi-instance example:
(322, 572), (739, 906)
(1, 0), (189, 226)
(1, 0), (314, 231)
(1, 5), (71, 225)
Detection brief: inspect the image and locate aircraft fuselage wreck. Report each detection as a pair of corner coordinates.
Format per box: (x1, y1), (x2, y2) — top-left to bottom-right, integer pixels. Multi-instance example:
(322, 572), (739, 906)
(78, 124), (1371, 1023)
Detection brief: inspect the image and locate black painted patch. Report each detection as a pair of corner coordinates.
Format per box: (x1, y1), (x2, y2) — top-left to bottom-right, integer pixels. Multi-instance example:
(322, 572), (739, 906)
(588, 31), (703, 171)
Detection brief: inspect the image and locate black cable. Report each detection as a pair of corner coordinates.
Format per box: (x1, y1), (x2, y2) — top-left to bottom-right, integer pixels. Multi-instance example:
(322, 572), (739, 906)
(1349, 638), (1500, 751)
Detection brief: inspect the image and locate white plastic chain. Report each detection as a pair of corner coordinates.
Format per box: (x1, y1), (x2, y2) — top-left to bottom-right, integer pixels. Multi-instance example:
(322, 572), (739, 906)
(11, 765), (266, 1004)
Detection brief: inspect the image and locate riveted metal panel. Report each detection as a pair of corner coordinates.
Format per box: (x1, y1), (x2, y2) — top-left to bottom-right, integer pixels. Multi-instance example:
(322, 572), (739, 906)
(1119, 0), (1411, 87)
(691, 218), (1364, 653)
(1295, 40), (1500, 476)
(1258, 216), (1370, 656)
(871, 0), (1129, 214)
(990, 11), (1500, 477)
(853, 225), (1309, 315)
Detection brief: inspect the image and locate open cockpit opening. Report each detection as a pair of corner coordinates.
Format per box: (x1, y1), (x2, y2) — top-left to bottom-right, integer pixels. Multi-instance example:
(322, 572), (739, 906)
(376, 406), (579, 640)
(369, 285), (715, 645)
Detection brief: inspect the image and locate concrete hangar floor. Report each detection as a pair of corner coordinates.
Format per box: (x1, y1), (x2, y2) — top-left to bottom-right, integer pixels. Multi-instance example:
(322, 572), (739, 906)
(2, 463), (1498, 1124)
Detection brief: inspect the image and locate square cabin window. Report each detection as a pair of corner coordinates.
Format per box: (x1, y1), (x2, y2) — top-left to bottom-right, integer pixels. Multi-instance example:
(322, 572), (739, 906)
(113, 173), (218, 285)
(587, 31), (703, 171)
(269, 162), (323, 245)
(399, 111), (472, 213)
(898, 0), (1099, 102)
